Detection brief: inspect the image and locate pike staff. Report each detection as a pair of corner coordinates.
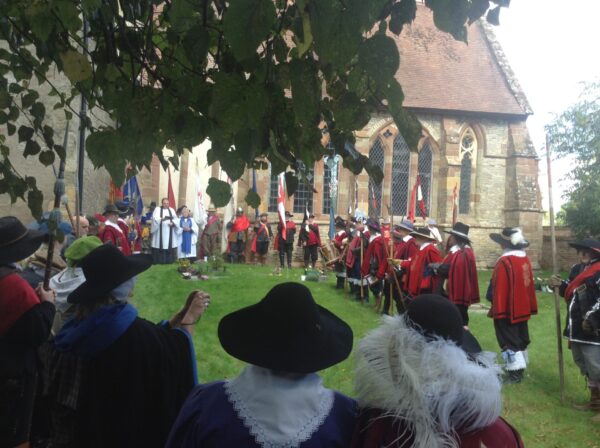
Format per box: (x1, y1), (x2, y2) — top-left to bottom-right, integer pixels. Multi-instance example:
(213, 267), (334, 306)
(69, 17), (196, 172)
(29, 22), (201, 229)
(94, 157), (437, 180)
(546, 134), (566, 404)
(43, 121), (69, 289)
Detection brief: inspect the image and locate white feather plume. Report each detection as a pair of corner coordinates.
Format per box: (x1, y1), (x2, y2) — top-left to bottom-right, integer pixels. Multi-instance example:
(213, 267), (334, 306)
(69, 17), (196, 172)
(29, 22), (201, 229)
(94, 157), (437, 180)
(510, 228), (527, 247)
(354, 315), (503, 448)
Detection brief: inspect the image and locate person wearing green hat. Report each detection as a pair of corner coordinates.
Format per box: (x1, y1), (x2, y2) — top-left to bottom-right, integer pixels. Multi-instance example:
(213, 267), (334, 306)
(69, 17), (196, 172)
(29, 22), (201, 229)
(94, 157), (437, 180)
(49, 236), (103, 333)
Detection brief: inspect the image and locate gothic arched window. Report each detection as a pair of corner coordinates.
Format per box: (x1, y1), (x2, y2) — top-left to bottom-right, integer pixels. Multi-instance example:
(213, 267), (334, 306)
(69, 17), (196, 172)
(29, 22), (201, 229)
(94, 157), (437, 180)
(418, 142), (433, 213)
(459, 128), (476, 214)
(368, 139), (384, 217)
(293, 162), (315, 213)
(391, 134), (411, 215)
(268, 171), (279, 212)
(322, 162), (331, 214)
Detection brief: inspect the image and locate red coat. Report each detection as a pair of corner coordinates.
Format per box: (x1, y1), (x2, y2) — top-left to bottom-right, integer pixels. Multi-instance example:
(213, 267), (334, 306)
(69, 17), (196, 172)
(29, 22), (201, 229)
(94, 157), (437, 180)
(100, 223), (131, 256)
(351, 409), (524, 448)
(333, 231), (347, 251)
(394, 237), (418, 260)
(298, 224), (321, 247)
(0, 273), (40, 336)
(442, 246), (480, 306)
(361, 235), (388, 280)
(489, 253), (537, 323)
(401, 243), (442, 296)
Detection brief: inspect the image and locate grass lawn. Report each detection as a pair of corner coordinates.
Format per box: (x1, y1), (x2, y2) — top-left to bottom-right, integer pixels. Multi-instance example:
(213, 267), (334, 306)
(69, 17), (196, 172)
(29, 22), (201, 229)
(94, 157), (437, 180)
(132, 263), (600, 447)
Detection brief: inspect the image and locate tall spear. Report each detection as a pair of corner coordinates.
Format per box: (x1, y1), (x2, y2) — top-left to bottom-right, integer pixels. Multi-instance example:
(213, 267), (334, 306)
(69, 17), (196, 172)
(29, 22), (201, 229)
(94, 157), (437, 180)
(546, 133), (566, 404)
(44, 121), (69, 289)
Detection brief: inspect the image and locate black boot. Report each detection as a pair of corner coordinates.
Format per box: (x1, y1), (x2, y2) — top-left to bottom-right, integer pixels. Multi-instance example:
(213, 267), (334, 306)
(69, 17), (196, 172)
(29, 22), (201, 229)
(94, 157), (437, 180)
(336, 276), (345, 289)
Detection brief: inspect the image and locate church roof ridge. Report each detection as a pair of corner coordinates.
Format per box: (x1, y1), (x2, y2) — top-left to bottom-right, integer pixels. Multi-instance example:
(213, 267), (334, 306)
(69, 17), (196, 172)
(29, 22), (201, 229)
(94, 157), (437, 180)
(479, 20), (533, 116)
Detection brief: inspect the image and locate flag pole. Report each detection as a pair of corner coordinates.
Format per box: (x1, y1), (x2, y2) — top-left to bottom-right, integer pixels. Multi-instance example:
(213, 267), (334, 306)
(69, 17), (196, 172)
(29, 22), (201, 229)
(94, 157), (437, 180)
(546, 134), (566, 404)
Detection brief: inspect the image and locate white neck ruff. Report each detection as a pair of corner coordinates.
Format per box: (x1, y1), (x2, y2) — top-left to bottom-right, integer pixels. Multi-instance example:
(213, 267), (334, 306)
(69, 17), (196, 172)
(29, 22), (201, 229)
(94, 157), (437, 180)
(224, 365), (334, 448)
(354, 316), (502, 448)
(501, 249), (526, 258)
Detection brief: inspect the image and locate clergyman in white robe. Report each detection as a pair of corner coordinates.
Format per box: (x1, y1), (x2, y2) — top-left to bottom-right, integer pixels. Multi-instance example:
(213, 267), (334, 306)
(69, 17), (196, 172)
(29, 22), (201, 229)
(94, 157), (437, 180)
(151, 205), (180, 264)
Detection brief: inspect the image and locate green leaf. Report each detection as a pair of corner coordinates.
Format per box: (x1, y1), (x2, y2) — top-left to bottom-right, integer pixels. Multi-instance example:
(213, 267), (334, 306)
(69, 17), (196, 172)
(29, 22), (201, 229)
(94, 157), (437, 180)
(182, 25), (210, 68)
(18, 125), (34, 143)
(60, 50), (93, 83)
(27, 187), (44, 220)
(427, 0), (469, 43)
(245, 189), (261, 208)
(389, 0), (417, 35)
(0, 90), (10, 109)
(21, 90), (39, 109)
(358, 34), (400, 88)
(223, 0), (276, 61)
(309, 1), (361, 69)
(24, 140), (41, 157)
(86, 130), (128, 186)
(284, 172), (298, 197)
(220, 150), (246, 181)
(7, 122), (16, 136)
(206, 177), (232, 207)
(39, 150), (55, 166)
(25, 2), (55, 41)
(331, 92), (370, 131)
(289, 59), (320, 126)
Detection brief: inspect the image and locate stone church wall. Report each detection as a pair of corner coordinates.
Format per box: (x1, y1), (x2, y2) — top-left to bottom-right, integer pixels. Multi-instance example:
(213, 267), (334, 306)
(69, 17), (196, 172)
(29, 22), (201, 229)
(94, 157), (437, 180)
(0, 65), (112, 223)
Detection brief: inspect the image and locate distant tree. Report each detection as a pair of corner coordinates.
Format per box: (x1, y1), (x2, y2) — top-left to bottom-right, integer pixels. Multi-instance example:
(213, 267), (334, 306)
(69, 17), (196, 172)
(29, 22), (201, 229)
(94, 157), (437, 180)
(547, 80), (600, 238)
(0, 0), (509, 218)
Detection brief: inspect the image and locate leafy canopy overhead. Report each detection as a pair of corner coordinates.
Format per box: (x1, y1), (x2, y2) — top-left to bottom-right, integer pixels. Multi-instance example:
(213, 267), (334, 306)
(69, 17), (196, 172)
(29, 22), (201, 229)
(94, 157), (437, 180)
(0, 0), (508, 214)
(547, 80), (600, 238)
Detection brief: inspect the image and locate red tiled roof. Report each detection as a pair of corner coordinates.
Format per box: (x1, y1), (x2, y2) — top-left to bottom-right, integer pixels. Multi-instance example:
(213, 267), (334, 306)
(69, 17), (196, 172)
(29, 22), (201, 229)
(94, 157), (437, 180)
(393, 5), (530, 116)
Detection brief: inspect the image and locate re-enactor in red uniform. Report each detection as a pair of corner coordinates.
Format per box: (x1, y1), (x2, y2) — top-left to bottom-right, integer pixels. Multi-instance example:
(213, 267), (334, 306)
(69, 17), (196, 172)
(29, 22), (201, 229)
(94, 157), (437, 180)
(99, 204), (131, 256)
(400, 227), (442, 298)
(431, 222), (479, 326)
(361, 219), (388, 307)
(332, 217), (348, 289)
(487, 227), (538, 384)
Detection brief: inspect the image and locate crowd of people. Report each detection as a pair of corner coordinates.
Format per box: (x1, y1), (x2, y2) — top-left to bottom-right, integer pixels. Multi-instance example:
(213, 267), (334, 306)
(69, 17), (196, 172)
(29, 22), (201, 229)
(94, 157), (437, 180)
(3, 202), (600, 447)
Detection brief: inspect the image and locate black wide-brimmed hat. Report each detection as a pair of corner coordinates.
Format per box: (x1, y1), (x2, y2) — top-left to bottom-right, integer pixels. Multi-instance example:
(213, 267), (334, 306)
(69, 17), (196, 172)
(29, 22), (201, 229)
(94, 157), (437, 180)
(408, 294), (481, 355)
(218, 282), (353, 373)
(489, 227), (529, 249)
(366, 218), (380, 233)
(444, 221), (471, 243)
(0, 216), (46, 264)
(68, 244), (153, 305)
(103, 204), (120, 216)
(569, 238), (600, 254)
(410, 226), (436, 241)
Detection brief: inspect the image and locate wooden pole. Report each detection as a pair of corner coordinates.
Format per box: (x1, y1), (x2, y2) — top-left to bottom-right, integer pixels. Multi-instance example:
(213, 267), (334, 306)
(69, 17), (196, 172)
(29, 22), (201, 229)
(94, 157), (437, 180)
(44, 121), (69, 289)
(546, 134), (566, 404)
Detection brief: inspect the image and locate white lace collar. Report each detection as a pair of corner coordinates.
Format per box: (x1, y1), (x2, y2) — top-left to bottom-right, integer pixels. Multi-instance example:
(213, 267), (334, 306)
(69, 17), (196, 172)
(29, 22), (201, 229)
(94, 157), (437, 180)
(224, 365), (334, 448)
(403, 235), (413, 242)
(104, 220), (123, 233)
(420, 241), (432, 250)
(369, 233), (380, 243)
(500, 249), (526, 258)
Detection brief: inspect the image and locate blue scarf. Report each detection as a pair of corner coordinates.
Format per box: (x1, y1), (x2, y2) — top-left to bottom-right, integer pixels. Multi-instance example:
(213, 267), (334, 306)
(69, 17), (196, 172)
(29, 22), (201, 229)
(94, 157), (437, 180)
(54, 303), (138, 358)
(180, 217), (193, 255)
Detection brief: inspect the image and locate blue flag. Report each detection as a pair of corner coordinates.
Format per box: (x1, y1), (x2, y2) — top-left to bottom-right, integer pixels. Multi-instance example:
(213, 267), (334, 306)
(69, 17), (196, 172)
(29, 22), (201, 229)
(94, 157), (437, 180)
(122, 176), (143, 217)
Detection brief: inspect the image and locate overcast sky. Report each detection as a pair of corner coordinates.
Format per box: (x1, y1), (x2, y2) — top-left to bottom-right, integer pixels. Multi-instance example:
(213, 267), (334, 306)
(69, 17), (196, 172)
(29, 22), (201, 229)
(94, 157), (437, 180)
(491, 0), (600, 210)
